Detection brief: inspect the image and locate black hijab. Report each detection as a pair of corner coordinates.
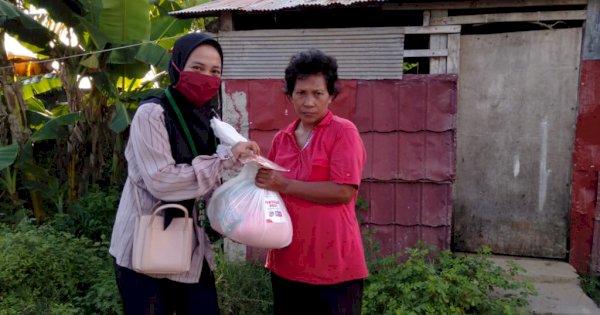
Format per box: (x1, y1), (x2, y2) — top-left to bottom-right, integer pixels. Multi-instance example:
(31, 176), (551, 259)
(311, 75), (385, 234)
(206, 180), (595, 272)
(169, 33), (224, 85)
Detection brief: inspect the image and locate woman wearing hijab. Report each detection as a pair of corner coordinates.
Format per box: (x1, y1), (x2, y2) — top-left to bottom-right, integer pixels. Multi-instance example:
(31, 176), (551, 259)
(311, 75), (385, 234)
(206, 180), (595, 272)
(109, 33), (259, 315)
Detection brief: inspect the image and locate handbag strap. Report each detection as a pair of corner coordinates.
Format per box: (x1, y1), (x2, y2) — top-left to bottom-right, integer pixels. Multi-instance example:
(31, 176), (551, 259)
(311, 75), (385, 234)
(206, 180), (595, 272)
(165, 89), (199, 157)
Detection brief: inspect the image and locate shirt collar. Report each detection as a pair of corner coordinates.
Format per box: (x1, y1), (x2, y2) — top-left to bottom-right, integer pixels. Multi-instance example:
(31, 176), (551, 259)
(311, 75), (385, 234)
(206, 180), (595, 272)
(283, 111), (334, 136)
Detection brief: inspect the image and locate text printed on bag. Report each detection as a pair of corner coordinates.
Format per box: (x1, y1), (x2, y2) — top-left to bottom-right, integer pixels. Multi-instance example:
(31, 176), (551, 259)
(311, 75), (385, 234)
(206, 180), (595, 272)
(264, 191), (286, 223)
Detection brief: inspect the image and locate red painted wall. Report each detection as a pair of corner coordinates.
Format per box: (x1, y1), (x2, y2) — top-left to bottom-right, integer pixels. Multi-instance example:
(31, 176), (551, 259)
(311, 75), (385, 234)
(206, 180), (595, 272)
(570, 60), (600, 273)
(223, 75), (458, 262)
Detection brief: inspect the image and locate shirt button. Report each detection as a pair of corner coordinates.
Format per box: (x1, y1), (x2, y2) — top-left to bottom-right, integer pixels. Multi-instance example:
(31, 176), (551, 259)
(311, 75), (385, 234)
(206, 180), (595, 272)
(346, 173), (351, 177)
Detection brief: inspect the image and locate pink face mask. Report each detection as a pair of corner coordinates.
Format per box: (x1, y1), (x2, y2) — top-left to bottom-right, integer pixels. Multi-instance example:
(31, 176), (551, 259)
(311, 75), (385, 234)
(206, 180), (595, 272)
(172, 63), (221, 107)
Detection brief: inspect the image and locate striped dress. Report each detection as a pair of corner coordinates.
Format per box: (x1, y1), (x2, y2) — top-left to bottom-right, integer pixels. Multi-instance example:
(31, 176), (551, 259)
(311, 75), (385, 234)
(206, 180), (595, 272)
(109, 102), (237, 283)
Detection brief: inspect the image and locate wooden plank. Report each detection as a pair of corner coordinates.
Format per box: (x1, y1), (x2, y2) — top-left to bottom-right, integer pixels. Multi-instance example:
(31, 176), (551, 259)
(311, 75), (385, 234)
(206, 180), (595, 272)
(423, 10), (431, 26)
(382, 0), (587, 10)
(430, 10), (587, 25)
(404, 49), (448, 57)
(447, 33), (460, 74)
(404, 25), (461, 34)
(220, 26), (460, 36)
(583, 0), (600, 60)
(430, 10), (447, 74)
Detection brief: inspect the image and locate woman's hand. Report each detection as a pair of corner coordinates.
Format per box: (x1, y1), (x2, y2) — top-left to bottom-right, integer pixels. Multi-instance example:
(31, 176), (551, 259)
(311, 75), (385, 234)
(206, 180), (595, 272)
(255, 168), (289, 192)
(231, 141), (260, 160)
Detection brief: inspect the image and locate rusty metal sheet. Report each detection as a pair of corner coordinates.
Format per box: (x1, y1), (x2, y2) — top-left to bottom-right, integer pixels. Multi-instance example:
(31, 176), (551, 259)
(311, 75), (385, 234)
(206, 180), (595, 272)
(421, 183), (452, 227)
(222, 75), (457, 261)
(246, 80), (357, 131)
(367, 225), (396, 257)
(365, 182), (396, 224)
(247, 80), (290, 131)
(171, 0), (385, 18)
(363, 131), (454, 181)
(354, 76), (457, 133)
(366, 225), (451, 257)
(425, 76), (458, 132)
(360, 182), (451, 226)
(419, 226), (451, 251)
(330, 80), (357, 121)
(394, 226), (421, 253)
(569, 171), (599, 272)
(360, 133), (373, 180)
(248, 130), (278, 156)
(593, 172), (600, 273)
(393, 184), (421, 226)
(579, 61), (600, 107)
(573, 61), (600, 172)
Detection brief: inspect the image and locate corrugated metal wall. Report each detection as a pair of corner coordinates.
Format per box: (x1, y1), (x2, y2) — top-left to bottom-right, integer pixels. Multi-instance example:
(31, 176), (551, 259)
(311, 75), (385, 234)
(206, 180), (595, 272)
(217, 28), (404, 79)
(222, 75), (457, 260)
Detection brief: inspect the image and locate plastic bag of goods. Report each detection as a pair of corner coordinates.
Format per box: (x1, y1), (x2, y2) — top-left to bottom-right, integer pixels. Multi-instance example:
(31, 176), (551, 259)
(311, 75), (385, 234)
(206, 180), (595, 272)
(208, 118), (292, 248)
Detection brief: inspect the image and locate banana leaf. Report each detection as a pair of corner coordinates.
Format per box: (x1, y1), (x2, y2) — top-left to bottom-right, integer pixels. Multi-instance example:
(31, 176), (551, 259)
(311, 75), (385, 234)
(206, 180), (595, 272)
(20, 73), (62, 100)
(108, 62), (150, 82)
(109, 101), (131, 133)
(75, 17), (109, 50)
(151, 3), (191, 43)
(0, 144), (18, 171)
(25, 97), (46, 113)
(30, 112), (82, 142)
(25, 0), (88, 26)
(136, 43), (170, 72)
(100, 0), (150, 44)
(0, 0), (54, 54)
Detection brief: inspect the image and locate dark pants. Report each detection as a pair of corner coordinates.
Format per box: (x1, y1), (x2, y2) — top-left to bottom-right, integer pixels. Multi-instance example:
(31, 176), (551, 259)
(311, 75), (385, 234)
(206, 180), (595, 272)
(271, 272), (364, 315)
(114, 259), (220, 315)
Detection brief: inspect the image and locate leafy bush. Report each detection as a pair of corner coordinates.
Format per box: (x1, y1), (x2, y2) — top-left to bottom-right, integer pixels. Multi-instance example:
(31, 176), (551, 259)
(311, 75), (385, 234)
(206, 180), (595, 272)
(581, 273), (600, 306)
(0, 224), (121, 315)
(49, 185), (120, 242)
(213, 244), (273, 315)
(363, 244), (536, 315)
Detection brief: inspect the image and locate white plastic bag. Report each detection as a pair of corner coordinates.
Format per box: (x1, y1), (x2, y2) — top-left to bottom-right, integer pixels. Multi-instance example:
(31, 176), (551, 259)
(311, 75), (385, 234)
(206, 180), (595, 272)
(208, 118), (293, 248)
(210, 117), (248, 145)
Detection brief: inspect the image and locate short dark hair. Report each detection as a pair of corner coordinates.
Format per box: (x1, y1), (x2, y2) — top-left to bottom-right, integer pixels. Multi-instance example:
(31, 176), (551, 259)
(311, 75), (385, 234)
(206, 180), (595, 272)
(284, 49), (339, 96)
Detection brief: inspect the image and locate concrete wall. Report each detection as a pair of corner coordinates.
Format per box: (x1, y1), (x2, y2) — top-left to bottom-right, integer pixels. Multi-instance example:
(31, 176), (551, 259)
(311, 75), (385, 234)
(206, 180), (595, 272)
(454, 28), (581, 258)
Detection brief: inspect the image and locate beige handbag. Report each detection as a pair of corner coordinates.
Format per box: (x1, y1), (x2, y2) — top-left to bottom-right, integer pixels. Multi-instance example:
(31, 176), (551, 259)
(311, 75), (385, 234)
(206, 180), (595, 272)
(132, 198), (194, 275)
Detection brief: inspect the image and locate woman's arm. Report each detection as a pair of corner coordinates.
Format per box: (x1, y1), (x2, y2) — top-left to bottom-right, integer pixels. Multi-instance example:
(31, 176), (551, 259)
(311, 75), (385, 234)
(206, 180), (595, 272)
(129, 103), (257, 201)
(255, 169), (356, 204)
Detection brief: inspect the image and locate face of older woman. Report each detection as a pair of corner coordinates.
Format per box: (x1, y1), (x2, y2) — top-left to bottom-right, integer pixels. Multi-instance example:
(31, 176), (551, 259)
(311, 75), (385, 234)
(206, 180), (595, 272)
(290, 73), (333, 129)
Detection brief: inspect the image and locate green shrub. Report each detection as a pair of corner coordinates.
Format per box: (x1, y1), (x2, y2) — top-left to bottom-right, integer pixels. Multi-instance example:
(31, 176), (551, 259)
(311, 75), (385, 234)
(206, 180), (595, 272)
(363, 244), (536, 315)
(49, 185), (120, 242)
(0, 224), (121, 315)
(213, 245), (273, 315)
(581, 273), (600, 306)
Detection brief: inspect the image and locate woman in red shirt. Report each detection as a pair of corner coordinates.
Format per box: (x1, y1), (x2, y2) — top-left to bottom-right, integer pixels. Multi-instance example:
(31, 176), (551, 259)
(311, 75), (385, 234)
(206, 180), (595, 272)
(255, 49), (368, 315)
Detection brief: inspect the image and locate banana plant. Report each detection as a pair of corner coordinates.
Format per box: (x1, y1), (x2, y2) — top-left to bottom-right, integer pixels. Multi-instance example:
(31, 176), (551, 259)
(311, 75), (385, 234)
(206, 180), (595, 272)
(0, 0), (199, 220)
(0, 144), (18, 207)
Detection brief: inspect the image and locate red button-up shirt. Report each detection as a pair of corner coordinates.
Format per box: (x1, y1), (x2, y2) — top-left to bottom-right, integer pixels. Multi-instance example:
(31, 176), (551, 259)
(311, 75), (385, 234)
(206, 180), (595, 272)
(266, 111), (368, 284)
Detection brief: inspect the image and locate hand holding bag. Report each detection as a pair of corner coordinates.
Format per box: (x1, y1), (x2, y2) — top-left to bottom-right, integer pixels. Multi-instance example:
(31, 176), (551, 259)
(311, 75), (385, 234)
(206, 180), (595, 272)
(132, 199), (194, 274)
(208, 117), (293, 249)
